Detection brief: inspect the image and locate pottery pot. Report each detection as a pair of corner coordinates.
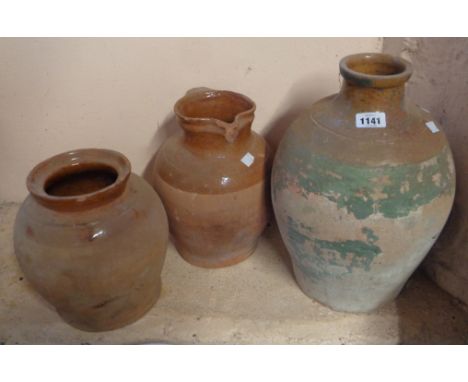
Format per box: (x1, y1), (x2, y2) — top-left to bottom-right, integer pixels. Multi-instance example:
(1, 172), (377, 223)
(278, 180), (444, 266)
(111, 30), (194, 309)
(14, 149), (168, 331)
(152, 88), (268, 268)
(271, 53), (455, 312)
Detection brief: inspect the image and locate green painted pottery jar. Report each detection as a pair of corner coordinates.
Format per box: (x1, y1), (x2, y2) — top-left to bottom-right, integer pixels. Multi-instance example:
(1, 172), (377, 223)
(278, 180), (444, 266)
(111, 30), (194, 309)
(271, 53), (456, 312)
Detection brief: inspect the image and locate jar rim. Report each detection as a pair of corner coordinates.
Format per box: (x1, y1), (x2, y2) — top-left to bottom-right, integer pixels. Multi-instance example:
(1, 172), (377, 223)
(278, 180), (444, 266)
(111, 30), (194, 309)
(26, 148), (131, 211)
(339, 53), (413, 88)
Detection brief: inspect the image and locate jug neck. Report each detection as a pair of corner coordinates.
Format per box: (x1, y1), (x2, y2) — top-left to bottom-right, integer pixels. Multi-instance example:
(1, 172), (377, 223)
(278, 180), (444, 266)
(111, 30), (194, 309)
(174, 87), (256, 148)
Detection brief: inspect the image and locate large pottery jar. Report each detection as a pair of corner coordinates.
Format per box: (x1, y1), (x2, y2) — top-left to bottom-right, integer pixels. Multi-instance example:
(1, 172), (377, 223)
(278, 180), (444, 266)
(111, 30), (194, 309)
(152, 88), (268, 268)
(14, 149), (168, 331)
(271, 53), (456, 312)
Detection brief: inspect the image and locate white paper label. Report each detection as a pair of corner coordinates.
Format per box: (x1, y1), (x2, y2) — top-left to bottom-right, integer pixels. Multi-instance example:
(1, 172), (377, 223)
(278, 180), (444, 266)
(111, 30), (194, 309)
(355, 112), (386, 128)
(240, 152), (255, 167)
(425, 121), (440, 133)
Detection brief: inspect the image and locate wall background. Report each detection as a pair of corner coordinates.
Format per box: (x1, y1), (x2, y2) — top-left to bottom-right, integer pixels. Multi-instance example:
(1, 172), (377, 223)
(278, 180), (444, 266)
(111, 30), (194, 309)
(0, 38), (382, 201)
(383, 37), (468, 305)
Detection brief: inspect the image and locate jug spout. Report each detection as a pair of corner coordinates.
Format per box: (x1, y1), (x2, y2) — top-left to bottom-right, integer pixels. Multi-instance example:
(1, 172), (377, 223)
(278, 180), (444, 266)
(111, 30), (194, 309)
(174, 87), (256, 143)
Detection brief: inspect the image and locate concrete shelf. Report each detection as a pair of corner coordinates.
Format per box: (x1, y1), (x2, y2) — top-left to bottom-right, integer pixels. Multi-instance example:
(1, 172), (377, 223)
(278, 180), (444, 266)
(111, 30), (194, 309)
(1, 201), (467, 344)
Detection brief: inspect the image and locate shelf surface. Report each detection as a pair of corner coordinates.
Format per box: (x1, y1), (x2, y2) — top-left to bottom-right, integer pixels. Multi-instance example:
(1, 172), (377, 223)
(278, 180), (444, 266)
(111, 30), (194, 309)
(1, 201), (467, 344)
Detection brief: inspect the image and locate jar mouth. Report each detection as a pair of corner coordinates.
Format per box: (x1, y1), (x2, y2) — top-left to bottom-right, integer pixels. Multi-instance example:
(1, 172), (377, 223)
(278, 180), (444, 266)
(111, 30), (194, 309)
(27, 148), (131, 211)
(339, 53), (412, 88)
(174, 88), (256, 124)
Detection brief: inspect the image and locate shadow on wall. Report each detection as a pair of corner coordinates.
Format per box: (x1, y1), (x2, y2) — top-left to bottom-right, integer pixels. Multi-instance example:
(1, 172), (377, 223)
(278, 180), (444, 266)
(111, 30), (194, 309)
(141, 114), (179, 184)
(259, 73), (338, 282)
(263, 73), (339, 154)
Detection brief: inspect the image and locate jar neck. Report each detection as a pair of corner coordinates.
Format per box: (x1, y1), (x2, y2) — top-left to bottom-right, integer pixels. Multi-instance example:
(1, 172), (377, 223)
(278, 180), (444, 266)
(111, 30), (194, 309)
(338, 81), (406, 110)
(337, 52), (412, 111)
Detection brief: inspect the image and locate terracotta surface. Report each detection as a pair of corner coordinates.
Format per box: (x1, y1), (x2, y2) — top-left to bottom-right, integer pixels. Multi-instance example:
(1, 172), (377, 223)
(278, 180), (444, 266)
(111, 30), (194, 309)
(272, 53), (456, 313)
(152, 88), (268, 268)
(13, 149), (169, 331)
(2, 202), (468, 344)
(383, 38), (468, 306)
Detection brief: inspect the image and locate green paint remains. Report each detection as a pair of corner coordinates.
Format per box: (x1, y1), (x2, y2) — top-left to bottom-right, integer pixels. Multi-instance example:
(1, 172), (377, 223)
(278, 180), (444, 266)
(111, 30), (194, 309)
(285, 216), (382, 281)
(362, 227), (378, 243)
(314, 238), (380, 272)
(273, 139), (454, 220)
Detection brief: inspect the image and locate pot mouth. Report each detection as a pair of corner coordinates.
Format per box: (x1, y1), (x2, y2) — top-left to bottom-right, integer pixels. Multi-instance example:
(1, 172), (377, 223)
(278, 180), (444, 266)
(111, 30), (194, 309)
(174, 88), (256, 143)
(27, 148), (131, 211)
(174, 88), (256, 124)
(339, 53), (412, 88)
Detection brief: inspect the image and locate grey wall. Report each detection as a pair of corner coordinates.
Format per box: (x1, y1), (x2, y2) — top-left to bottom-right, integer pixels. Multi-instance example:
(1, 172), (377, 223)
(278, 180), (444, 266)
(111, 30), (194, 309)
(384, 38), (468, 304)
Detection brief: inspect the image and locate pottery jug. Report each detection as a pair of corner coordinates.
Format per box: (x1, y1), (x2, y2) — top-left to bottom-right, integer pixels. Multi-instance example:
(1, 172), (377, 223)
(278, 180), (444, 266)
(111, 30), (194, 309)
(14, 149), (168, 331)
(151, 88), (268, 268)
(271, 53), (455, 312)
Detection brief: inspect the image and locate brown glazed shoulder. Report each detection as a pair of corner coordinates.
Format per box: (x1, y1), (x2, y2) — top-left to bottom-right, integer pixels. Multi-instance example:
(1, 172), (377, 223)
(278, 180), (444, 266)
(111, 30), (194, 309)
(291, 94), (449, 166)
(153, 131), (268, 194)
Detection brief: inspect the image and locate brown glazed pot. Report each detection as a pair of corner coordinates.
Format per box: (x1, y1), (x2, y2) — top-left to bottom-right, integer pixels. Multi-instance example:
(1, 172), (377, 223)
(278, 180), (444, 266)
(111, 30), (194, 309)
(271, 53), (455, 312)
(14, 149), (168, 331)
(151, 88), (268, 268)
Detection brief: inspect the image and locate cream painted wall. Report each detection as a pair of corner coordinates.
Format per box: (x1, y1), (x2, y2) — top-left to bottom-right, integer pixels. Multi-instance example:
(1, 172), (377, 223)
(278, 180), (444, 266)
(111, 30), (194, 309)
(0, 38), (382, 201)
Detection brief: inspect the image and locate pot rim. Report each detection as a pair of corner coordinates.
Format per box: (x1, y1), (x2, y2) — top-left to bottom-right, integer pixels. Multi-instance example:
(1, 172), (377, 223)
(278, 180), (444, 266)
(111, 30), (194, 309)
(26, 148), (131, 211)
(174, 88), (256, 124)
(173, 88), (256, 143)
